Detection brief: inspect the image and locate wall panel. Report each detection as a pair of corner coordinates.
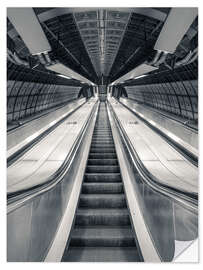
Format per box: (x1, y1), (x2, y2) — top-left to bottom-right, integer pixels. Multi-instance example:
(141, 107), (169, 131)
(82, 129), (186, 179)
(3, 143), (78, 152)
(7, 80), (82, 123)
(124, 80), (198, 122)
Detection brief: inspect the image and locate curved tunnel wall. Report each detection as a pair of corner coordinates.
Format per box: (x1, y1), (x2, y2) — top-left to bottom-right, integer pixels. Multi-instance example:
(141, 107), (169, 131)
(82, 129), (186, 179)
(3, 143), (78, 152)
(124, 79), (198, 122)
(7, 80), (82, 123)
(7, 61), (86, 123)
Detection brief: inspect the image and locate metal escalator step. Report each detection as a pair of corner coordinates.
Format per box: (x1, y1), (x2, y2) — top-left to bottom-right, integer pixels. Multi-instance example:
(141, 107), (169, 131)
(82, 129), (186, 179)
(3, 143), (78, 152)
(88, 159), (118, 165)
(90, 145), (115, 149)
(69, 226), (135, 247)
(79, 194), (126, 208)
(91, 141), (114, 145)
(84, 173), (121, 182)
(88, 153), (117, 159)
(62, 247), (140, 262)
(75, 208), (130, 226)
(93, 133), (112, 135)
(90, 148), (116, 153)
(82, 182), (123, 194)
(94, 130), (111, 132)
(90, 144), (115, 148)
(91, 140), (114, 144)
(92, 137), (113, 141)
(93, 130), (112, 133)
(93, 133), (112, 136)
(86, 165), (120, 173)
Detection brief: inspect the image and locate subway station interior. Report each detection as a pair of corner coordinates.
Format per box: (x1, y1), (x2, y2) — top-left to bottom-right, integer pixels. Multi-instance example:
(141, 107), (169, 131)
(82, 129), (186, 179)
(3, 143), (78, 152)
(7, 7), (198, 262)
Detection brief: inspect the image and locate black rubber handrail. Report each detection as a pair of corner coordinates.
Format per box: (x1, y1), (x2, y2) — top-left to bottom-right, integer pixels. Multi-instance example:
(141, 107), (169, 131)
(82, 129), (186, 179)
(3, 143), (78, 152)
(108, 101), (198, 213)
(7, 101), (98, 205)
(118, 99), (198, 167)
(7, 100), (86, 167)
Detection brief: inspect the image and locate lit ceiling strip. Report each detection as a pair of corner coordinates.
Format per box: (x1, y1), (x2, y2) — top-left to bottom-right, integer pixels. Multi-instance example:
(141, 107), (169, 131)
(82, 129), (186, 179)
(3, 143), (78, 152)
(46, 63), (95, 85)
(154, 8), (198, 53)
(110, 8), (197, 86)
(7, 8), (51, 55)
(111, 63), (158, 85)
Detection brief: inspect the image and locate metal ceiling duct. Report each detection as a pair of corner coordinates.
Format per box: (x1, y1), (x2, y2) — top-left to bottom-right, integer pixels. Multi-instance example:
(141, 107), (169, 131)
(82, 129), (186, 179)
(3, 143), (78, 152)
(7, 8), (52, 55)
(46, 63), (95, 85)
(154, 8), (198, 53)
(111, 64), (158, 85)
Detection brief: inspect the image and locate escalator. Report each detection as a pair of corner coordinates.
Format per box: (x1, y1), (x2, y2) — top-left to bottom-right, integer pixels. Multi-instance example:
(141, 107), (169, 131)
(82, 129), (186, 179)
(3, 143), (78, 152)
(62, 101), (142, 262)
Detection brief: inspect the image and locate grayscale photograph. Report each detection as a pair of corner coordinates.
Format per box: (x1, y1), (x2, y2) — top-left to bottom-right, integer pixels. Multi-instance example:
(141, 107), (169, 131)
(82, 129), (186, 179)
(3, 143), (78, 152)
(6, 6), (198, 263)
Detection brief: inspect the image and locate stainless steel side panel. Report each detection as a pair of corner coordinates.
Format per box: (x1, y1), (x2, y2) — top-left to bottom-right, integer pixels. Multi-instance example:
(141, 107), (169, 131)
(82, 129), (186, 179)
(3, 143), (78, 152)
(7, 101), (98, 262)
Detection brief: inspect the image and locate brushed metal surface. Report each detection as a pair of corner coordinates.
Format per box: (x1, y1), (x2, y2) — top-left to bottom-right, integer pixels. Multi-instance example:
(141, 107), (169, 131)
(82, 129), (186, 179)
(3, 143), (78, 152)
(107, 100), (198, 261)
(109, 97), (198, 194)
(7, 99), (98, 262)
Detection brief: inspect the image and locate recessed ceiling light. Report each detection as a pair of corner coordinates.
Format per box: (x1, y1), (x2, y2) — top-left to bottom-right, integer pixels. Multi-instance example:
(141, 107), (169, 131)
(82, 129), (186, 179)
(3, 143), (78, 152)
(57, 74), (71, 80)
(133, 74), (147, 80)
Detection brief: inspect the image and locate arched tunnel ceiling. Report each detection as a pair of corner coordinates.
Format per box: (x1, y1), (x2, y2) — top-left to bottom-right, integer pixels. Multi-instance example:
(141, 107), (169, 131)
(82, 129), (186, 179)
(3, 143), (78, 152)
(7, 7), (198, 86)
(8, 7), (174, 84)
(33, 7), (168, 79)
(7, 7), (198, 125)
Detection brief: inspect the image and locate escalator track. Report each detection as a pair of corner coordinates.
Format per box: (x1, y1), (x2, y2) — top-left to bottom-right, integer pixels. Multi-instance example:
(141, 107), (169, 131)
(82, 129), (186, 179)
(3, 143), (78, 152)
(62, 101), (142, 262)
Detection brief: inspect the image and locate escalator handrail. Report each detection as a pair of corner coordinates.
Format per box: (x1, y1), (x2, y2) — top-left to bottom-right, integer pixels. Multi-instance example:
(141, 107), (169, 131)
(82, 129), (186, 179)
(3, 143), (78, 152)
(7, 100), (98, 210)
(108, 101), (198, 213)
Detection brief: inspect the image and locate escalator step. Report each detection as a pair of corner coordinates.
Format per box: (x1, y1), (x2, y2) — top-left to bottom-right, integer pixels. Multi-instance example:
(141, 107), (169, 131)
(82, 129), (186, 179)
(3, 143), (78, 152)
(86, 165), (120, 173)
(75, 208), (130, 226)
(84, 173), (121, 182)
(91, 140), (114, 144)
(90, 148), (116, 153)
(79, 194), (126, 208)
(90, 145), (115, 149)
(92, 138), (113, 142)
(90, 143), (115, 147)
(88, 159), (118, 166)
(82, 182), (123, 194)
(62, 247), (140, 262)
(88, 153), (117, 159)
(69, 226), (135, 247)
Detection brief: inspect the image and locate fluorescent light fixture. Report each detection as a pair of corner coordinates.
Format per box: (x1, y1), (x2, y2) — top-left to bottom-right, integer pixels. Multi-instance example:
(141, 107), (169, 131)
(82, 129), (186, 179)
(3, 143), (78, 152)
(58, 74), (71, 80)
(148, 120), (156, 126)
(154, 8), (198, 53)
(7, 8), (51, 55)
(167, 131), (181, 143)
(133, 74), (147, 80)
(139, 113), (144, 118)
(112, 64), (158, 85)
(25, 132), (39, 143)
(46, 63), (93, 85)
(48, 120), (57, 127)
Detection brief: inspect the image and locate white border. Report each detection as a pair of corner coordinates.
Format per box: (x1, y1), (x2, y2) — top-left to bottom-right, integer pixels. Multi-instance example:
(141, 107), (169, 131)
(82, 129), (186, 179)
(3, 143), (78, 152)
(1, 1), (202, 269)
